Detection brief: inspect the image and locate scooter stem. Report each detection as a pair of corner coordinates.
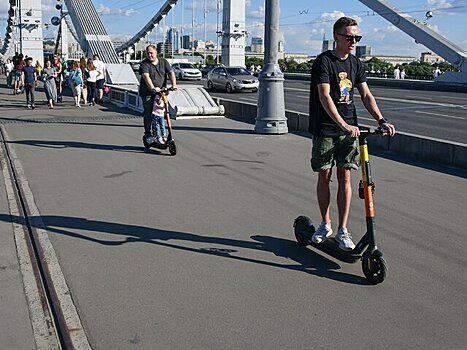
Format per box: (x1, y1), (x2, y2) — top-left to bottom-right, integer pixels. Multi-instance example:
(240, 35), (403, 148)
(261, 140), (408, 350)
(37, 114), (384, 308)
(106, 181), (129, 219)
(359, 133), (377, 248)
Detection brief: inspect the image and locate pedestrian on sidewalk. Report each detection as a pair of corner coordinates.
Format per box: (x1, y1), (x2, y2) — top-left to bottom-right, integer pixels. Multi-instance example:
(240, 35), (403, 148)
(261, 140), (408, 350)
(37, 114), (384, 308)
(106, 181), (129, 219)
(69, 61), (83, 108)
(35, 60), (42, 76)
(52, 56), (63, 102)
(93, 54), (106, 103)
(5, 59), (14, 87)
(86, 59), (98, 106)
(42, 60), (58, 108)
(13, 53), (24, 94)
(21, 57), (37, 109)
(79, 57), (88, 105)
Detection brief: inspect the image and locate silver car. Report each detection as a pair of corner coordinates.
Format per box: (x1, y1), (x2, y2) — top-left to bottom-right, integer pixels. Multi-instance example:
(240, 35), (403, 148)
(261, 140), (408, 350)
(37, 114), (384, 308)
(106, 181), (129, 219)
(172, 62), (202, 80)
(207, 66), (259, 93)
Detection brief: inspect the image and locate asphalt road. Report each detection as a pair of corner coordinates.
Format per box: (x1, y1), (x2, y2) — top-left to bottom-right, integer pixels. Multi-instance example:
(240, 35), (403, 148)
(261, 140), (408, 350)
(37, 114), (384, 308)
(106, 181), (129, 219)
(1, 77), (466, 349)
(1, 98), (466, 348)
(185, 77), (467, 144)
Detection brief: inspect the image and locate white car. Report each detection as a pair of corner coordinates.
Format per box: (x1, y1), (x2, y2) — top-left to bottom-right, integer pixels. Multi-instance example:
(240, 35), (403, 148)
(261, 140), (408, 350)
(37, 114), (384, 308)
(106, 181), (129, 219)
(172, 63), (202, 80)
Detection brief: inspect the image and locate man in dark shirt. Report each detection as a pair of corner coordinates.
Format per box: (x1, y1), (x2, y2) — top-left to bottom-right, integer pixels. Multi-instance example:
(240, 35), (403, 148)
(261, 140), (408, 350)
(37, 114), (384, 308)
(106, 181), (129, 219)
(309, 17), (395, 251)
(22, 57), (37, 109)
(139, 45), (177, 144)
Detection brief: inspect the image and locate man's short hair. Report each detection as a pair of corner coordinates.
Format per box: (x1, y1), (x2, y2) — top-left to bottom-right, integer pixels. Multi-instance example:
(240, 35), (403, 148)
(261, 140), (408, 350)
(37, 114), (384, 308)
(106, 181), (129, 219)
(93, 54), (99, 60)
(26, 57), (33, 61)
(333, 17), (359, 33)
(145, 44), (157, 53)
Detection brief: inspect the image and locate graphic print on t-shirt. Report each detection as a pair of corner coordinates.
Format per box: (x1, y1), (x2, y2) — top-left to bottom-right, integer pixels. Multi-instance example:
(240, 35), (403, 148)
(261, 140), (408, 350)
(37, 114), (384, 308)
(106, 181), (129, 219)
(338, 71), (352, 103)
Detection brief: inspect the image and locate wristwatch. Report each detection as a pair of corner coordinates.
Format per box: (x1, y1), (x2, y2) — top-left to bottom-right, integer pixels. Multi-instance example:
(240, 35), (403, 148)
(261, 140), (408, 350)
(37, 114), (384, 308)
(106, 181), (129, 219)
(378, 118), (389, 126)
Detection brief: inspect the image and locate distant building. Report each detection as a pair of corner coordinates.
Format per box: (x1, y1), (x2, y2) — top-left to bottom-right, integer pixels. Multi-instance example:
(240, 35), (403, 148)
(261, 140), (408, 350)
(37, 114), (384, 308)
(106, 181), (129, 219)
(157, 42), (173, 57)
(167, 28), (180, 52)
(356, 45), (371, 59)
(284, 53), (314, 64)
(182, 35), (193, 50)
(360, 54), (416, 65)
(322, 39), (335, 52)
(278, 41), (284, 53)
(251, 37), (264, 53)
(420, 51), (445, 64)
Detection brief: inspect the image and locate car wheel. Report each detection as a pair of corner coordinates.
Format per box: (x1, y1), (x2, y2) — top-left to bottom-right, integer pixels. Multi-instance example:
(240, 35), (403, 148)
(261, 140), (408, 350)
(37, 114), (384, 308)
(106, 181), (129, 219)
(207, 80), (214, 90)
(226, 83), (232, 93)
(178, 73), (183, 80)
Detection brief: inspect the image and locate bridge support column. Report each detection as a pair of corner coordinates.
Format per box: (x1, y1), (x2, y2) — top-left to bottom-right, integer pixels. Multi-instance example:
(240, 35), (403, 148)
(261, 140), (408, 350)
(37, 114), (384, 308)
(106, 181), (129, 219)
(18, 0), (44, 67)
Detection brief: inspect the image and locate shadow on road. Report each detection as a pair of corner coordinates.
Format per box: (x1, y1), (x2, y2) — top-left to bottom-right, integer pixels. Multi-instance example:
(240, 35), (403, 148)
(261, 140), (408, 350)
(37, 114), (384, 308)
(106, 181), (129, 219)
(0, 213), (369, 285)
(7, 139), (169, 155)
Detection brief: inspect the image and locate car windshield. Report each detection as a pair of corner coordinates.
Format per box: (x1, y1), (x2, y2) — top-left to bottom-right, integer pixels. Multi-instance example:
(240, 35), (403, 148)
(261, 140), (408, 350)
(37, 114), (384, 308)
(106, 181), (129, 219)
(226, 67), (251, 76)
(179, 63), (196, 69)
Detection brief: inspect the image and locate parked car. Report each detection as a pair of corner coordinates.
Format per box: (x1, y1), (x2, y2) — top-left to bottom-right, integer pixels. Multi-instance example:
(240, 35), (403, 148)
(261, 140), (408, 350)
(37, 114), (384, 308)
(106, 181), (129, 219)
(200, 63), (223, 77)
(172, 62), (202, 80)
(207, 66), (259, 93)
(129, 61), (140, 72)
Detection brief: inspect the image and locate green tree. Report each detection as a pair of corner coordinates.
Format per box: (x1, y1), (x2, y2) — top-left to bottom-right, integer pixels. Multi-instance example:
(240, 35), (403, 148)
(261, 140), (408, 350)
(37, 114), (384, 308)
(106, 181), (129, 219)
(245, 57), (264, 69)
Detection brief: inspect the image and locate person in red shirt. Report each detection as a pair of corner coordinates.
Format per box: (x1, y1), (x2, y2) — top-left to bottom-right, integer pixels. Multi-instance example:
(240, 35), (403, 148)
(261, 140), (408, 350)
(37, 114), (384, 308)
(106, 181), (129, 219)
(52, 56), (63, 102)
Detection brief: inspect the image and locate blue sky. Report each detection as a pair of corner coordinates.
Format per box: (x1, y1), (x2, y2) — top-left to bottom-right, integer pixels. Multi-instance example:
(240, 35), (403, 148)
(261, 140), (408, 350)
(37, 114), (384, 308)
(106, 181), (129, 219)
(2, 0), (467, 58)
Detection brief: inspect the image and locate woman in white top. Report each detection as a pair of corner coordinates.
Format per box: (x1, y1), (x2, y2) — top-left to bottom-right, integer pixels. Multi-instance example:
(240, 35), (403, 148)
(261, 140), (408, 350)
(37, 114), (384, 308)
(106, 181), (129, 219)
(86, 59), (98, 106)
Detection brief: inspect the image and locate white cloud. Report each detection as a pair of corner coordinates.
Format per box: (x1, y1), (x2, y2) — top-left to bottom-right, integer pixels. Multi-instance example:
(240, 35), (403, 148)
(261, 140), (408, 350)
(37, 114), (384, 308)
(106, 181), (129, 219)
(97, 5), (137, 17)
(427, 0), (453, 9)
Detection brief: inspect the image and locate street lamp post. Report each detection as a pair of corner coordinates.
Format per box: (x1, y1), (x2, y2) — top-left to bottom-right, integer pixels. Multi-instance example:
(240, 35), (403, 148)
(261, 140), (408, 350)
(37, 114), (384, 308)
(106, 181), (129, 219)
(216, 0), (221, 64)
(254, 0), (287, 134)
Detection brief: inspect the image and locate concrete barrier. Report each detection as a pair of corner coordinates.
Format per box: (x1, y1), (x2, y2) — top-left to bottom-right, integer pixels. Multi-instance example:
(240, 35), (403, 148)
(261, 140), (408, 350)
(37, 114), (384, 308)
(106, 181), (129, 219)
(217, 97), (467, 171)
(105, 86), (466, 171)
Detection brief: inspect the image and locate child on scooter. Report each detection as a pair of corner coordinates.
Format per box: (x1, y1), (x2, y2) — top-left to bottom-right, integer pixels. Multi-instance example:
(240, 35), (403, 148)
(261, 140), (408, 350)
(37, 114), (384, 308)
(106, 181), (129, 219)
(151, 93), (168, 144)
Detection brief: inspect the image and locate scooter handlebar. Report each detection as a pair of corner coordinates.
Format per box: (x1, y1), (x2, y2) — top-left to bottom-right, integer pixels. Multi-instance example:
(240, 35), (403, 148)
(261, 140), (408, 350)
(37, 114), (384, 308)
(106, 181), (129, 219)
(359, 127), (387, 136)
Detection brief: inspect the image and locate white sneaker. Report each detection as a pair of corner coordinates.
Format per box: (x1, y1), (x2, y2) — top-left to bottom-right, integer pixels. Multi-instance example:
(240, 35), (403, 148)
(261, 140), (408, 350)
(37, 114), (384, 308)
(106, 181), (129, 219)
(312, 222), (333, 244)
(335, 228), (355, 251)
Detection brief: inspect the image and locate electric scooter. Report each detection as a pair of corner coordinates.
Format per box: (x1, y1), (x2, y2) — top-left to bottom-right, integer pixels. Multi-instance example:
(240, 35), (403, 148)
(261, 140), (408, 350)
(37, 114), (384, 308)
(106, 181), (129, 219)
(294, 128), (388, 284)
(143, 87), (177, 156)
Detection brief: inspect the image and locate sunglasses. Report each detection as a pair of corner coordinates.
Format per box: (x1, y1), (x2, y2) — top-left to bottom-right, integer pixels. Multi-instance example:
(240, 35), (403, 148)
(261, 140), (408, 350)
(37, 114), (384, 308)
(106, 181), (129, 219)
(336, 33), (362, 43)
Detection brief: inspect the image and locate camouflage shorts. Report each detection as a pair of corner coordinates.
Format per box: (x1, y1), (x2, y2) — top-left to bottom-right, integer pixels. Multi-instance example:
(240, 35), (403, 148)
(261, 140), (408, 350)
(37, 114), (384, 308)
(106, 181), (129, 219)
(311, 135), (360, 172)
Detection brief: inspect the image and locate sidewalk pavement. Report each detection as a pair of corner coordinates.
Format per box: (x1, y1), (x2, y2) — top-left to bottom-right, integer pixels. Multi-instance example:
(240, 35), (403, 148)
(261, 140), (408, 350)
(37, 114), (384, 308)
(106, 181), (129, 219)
(0, 156), (36, 349)
(0, 75), (132, 349)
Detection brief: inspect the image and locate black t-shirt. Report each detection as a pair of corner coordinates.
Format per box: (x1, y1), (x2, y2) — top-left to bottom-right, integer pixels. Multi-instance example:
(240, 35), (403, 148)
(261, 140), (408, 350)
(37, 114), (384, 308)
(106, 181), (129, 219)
(309, 50), (366, 136)
(138, 58), (172, 96)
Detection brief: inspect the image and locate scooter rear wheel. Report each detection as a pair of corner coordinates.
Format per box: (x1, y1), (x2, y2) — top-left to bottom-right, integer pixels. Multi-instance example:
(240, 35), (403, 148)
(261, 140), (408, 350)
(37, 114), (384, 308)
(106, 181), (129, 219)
(362, 250), (387, 285)
(143, 135), (151, 149)
(293, 216), (314, 246)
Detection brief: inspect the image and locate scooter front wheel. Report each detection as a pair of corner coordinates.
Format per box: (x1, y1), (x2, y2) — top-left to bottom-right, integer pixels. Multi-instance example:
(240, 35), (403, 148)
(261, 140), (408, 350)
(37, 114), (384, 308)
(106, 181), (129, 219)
(293, 216), (314, 246)
(362, 250), (387, 285)
(168, 141), (177, 156)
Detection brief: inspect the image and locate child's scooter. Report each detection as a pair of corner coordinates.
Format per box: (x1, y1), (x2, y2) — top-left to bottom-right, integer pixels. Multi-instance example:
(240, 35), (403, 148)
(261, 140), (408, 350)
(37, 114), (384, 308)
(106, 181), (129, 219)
(143, 87), (177, 156)
(294, 128), (388, 284)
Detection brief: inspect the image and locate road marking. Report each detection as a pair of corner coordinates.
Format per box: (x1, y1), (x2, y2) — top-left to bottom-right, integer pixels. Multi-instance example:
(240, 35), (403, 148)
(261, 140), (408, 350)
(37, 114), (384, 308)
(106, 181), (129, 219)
(238, 97), (257, 102)
(414, 110), (465, 120)
(405, 95), (433, 100)
(438, 95), (467, 101)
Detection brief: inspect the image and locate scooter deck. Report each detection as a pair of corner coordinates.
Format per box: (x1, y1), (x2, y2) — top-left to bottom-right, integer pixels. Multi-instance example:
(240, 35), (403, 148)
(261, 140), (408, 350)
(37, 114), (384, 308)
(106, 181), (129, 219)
(309, 238), (362, 264)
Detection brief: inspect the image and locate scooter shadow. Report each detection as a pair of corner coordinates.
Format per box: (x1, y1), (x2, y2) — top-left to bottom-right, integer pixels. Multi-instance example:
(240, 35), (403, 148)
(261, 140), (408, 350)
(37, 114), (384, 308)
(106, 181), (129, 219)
(250, 235), (369, 285)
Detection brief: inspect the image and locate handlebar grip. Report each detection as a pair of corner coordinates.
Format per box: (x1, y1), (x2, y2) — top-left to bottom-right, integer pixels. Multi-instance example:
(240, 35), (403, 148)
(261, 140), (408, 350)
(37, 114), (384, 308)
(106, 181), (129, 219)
(359, 127), (386, 135)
